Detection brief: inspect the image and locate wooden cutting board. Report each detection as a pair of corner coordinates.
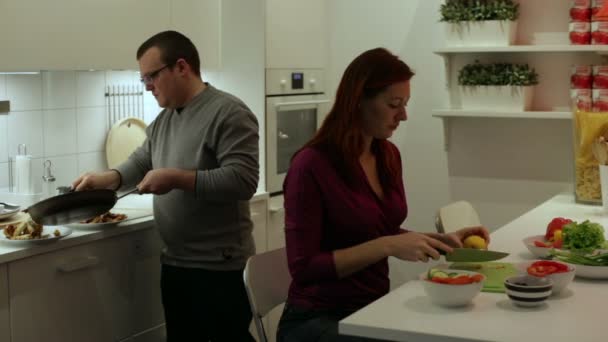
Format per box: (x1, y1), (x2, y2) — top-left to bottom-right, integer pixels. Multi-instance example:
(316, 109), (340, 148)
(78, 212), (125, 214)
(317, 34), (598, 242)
(449, 262), (518, 293)
(105, 117), (147, 169)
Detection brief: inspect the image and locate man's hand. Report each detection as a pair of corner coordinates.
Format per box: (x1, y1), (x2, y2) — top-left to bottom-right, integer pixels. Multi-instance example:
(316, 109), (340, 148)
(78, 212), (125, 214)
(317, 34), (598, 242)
(137, 168), (196, 195)
(73, 170), (121, 191)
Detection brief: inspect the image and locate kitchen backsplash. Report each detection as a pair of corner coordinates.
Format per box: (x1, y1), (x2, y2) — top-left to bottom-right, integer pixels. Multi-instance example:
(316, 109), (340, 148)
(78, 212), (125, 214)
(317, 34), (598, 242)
(0, 70), (165, 193)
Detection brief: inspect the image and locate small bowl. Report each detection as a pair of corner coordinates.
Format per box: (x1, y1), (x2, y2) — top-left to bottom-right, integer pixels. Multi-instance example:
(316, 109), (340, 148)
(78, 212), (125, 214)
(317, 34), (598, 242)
(522, 235), (559, 258)
(516, 260), (575, 295)
(420, 270), (485, 307)
(504, 275), (553, 307)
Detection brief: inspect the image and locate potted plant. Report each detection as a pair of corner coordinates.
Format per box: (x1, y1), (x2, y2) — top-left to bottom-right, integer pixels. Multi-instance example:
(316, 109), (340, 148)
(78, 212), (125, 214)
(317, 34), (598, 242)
(441, 0), (519, 47)
(458, 61), (539, 111)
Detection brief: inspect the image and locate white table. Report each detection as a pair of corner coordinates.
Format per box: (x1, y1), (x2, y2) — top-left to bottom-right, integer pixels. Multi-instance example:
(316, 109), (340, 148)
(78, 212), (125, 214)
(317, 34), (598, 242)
(339, 193), (606, 342)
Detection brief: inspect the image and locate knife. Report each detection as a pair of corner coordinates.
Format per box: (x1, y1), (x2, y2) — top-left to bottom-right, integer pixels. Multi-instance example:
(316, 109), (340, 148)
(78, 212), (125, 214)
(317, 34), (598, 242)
(439, 248), (509, 262)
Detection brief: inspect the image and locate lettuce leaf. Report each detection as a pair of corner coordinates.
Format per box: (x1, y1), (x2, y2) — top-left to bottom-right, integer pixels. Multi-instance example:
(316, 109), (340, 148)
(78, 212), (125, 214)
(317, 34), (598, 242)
(562, 220), (606, 252)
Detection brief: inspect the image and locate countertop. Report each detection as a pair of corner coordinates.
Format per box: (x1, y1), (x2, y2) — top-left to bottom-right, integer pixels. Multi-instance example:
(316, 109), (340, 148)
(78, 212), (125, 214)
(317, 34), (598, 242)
(0, 191), (269, 265)
(339, 193), (608, 342)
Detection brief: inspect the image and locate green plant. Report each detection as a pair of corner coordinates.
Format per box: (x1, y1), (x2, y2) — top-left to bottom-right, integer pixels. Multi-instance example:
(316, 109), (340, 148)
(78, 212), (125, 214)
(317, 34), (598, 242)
(440, 0), (519, 23)
(458, 61), (539, 86)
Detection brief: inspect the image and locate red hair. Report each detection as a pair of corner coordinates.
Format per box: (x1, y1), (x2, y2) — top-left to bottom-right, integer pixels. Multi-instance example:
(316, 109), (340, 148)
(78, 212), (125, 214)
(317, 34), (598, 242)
(298, 48), (414, 189)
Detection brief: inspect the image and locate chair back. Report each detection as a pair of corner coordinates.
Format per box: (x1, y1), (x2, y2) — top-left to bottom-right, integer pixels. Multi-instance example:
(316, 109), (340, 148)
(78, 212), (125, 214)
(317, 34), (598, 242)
(244, 247), (291, 342)
(435, 200), (481, 233)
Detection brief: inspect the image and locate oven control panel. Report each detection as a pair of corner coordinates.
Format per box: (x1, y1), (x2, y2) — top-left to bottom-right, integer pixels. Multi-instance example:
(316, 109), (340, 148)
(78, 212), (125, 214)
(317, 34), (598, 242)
(266, 68), (325, 96)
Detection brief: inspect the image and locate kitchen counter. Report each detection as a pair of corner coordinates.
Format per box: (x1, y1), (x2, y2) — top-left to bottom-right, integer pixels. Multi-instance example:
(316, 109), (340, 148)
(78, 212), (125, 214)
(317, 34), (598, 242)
(0, 191), (269, 265)
(339, 193), (607, 342)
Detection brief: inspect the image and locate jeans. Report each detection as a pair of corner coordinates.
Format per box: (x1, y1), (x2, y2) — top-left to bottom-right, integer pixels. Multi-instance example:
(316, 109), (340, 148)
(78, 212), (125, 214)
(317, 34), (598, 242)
(161, 264), (256, 342)
(277, 303), (390, 342)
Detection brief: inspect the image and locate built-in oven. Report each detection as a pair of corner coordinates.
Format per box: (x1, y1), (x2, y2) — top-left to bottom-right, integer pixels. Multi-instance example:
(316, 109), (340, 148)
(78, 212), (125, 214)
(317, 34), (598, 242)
(265, 68), (329, 195)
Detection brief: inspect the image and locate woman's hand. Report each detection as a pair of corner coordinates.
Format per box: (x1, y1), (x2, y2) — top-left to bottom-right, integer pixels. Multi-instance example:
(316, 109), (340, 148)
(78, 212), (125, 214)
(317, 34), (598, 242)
(383, 232), (454, 262)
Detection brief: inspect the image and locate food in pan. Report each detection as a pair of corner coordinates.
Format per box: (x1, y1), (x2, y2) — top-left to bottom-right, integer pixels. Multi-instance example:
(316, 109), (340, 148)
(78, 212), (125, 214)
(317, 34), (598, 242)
(2, 220), (60, 240)
(80, 212), (127, 224)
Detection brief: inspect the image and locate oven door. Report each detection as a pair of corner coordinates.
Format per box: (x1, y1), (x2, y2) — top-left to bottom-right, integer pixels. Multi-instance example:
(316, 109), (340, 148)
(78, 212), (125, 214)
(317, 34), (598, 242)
(266, 94), (329, 194)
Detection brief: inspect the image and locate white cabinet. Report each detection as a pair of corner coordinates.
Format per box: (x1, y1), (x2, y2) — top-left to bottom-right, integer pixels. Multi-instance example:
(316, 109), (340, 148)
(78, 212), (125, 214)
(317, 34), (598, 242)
(0, 265), (9, 342)
(0, 0), (223, 71)
(251, 194), (269, 254)
(264, 195), (285, 342)
(267, 195), (285, 251)
(170, 0), (221, 70)
(265, 0), (328, 69)
(9, 236), (132, 342)
(0, 0), (170, 71)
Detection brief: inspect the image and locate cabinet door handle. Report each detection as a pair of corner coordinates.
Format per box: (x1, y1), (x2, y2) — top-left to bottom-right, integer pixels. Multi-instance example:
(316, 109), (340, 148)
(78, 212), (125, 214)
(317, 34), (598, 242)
(57, 256), (100, 273)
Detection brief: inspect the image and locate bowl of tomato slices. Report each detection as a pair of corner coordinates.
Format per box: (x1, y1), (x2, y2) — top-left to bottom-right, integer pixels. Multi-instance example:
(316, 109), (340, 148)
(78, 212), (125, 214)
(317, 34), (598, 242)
(421, 269), (485, 307)
(516, 260), (575, 295)
(522, 235), (563, 258)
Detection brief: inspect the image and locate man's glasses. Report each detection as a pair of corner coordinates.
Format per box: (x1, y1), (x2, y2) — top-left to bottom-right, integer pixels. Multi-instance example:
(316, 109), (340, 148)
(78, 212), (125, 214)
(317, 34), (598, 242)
(140, 63), (173, 86)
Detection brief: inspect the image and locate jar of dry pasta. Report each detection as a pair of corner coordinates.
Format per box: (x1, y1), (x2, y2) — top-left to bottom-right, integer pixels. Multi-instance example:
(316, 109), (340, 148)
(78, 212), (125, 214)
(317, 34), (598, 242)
(572, 110), (608, 204)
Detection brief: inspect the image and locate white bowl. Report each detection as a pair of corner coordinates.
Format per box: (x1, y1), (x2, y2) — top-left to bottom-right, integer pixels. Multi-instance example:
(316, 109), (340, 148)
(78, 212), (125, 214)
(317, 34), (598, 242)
(505, 275), (553, 307)
(515, 260), (575, 295)
(420, 270), (485, 307)
(522, 235), (559, 258)
(563, 262), (608, 279)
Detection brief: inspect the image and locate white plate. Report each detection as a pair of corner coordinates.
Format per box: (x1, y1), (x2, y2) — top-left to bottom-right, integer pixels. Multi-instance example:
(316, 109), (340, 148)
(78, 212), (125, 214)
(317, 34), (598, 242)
(0, 226), (72, 245)
(563, 262), (608, 279)
(0, 207), (21, 220)
(66, 219), (124, 230)
(64, 208), (151, 230)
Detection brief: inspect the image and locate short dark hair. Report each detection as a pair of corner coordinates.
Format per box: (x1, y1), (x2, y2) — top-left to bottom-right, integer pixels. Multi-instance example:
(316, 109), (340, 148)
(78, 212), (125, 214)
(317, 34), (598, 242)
(137, 30), (201, 77)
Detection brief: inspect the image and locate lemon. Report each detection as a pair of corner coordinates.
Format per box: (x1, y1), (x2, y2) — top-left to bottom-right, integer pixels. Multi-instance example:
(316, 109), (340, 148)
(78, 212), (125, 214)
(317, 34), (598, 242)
(463, 235), (487, 249)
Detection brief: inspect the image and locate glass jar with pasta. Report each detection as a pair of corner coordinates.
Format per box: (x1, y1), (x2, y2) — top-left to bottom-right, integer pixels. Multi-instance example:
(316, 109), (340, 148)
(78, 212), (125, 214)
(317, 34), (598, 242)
(572, 110), (608, 204)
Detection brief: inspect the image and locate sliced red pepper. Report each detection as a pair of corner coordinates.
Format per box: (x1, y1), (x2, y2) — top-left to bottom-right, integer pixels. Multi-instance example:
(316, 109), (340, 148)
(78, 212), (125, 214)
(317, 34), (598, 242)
(528, 261), (569, 276)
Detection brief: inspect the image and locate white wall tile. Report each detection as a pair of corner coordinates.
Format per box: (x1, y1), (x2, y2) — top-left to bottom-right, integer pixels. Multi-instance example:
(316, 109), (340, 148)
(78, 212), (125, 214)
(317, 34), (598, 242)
(45, 155), (78, 189)
(0, 116), (7, 163)
(8, 110), (44, 158)
(31, 157), (44, 193)
(0, 75), (6, 100)
(42, 71), (76, 109)
(0, 162), (7, 188)
(144, 105), (161, 125)
(143, 90), (162, 124)
(76, 71), (106, 107)
(6, 74), (42, 111)
(106, 70), (139, 86)
(44, 109), (77, 156)
(77, 106), (107, 153)
(77, 152), (107, 175)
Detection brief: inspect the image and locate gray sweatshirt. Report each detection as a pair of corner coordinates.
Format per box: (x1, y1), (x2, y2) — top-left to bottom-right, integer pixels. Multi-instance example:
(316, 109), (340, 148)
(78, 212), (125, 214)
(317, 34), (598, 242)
(116, 84), (259, 270)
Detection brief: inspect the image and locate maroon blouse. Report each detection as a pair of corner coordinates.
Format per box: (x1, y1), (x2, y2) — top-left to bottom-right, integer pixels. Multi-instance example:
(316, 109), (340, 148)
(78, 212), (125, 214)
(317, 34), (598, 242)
(283, 143), (407, 312)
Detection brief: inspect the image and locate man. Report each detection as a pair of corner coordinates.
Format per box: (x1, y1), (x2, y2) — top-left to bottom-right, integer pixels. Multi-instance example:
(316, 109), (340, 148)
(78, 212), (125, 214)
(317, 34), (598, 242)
(73, 30), (259, 341)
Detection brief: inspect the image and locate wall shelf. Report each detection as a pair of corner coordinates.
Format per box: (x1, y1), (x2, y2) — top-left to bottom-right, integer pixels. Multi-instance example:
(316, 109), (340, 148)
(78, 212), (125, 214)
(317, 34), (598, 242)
(433, 110), (572, 150)
(434, 45), (608, 55)
(432, 109), (571, 119)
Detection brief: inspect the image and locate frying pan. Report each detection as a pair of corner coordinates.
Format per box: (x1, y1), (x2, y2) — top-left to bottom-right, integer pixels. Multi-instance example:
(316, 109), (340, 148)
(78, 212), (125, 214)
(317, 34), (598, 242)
(26, 188), (139, 225)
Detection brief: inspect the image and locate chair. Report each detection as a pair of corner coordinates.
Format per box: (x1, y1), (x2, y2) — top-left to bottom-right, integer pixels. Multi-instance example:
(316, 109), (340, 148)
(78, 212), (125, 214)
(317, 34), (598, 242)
(244, 247), (291, 342)
(435, 200), (481, 233)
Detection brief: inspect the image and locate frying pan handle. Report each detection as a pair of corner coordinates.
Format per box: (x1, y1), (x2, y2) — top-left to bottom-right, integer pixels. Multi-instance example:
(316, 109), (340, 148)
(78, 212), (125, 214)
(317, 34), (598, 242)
(117, 188), (140, 200)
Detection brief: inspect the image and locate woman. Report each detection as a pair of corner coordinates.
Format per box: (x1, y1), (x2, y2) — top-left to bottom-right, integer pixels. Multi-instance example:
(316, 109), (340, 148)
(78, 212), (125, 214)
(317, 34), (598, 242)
(277, 48), (490, 342)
